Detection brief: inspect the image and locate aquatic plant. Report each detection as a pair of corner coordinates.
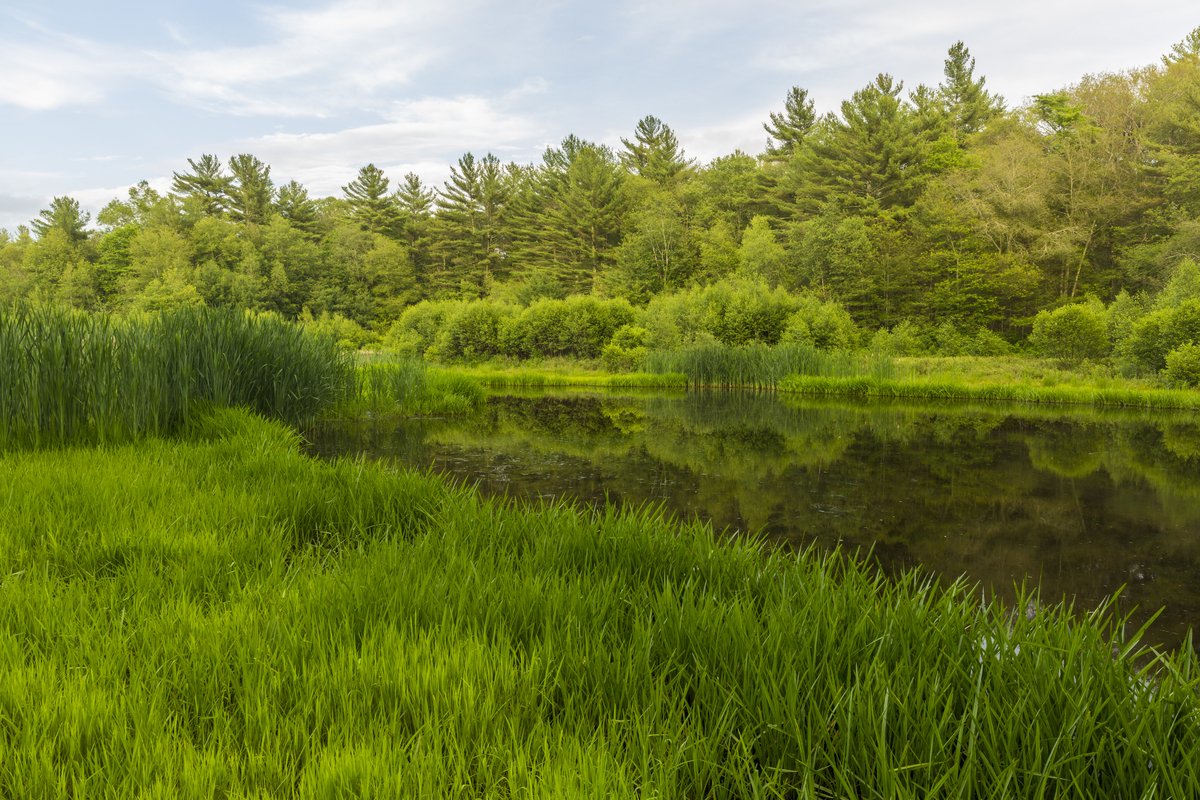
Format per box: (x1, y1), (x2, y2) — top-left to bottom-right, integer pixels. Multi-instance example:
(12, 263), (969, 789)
(0, 304), (353, 449)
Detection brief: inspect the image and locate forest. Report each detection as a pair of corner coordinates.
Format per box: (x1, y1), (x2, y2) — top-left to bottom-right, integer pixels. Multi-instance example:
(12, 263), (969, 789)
(2, 31), (1200, 379)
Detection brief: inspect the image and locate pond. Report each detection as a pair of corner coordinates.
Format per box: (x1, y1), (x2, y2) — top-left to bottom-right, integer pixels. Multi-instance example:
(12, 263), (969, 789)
(307, 389), (1200, 654)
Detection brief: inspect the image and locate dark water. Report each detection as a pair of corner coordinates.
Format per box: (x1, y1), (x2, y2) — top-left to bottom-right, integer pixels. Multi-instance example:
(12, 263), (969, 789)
(306, 390), (1200, 653)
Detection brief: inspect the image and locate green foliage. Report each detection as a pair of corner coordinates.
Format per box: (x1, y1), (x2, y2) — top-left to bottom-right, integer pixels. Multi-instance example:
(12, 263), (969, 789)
(646, 279), (800, 347)
(1164, 342), (1200, 388)
(1154, 258), (1200, 310)
(503, 296), (637, 359)
(780, 294), (860, 350)
(736, 215), (786, 284)
(31, 196), (90, 242)
(619, 115), (692, 185)
(1028, 302), (1110, 362)
(300, 309), (376, 350)
(429, 299), (516, 362)
(1126, 300), (1200, 372)
(384, 300), (464, 356)
(869, 320), (926, 356)
(763, 86), (816, 159)
(601, 324), (650, 372)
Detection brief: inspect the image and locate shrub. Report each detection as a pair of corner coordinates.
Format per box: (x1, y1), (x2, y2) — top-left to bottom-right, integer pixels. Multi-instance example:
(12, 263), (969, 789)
(601, 325), (650, 372)
(429, 300), (516, 362)
(299, 310), (376, 350)
(1027, 303), (1110, 363)
(869, 320), (925, 357)
(385, 300), (464, 357)
(645, 279), (799, 347)
(781, 295), (859, 350)
(1163, 342), (1200, 388)
(504, 296), (637, 359)
(1125, 299), (1200, 372)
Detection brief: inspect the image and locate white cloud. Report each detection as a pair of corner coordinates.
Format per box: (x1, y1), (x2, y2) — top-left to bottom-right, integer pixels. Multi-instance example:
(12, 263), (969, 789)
(243, 95), (546, 195)
(678, 113), (771, 164)
(0, 27), (132, 110)
(148, 0), (467, 116)
(0, 0), (470, 115)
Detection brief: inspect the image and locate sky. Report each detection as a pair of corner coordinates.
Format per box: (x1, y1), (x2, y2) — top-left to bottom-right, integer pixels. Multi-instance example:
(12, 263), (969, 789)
(1, 0), (1196, 233)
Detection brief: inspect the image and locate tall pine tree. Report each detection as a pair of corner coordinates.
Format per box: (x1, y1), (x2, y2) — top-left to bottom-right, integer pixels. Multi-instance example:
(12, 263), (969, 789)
(621, 116), (692, 185)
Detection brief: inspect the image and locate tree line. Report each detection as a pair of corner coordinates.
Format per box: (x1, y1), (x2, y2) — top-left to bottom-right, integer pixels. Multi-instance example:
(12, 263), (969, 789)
(2, 30), (1199, 342)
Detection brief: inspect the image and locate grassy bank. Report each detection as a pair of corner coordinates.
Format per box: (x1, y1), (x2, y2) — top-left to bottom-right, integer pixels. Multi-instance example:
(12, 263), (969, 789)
(1, 406), (1196, 797)
(645, 342), (895, 388)
(781, 374), (1200, 411)
(434, 363), (687, 389)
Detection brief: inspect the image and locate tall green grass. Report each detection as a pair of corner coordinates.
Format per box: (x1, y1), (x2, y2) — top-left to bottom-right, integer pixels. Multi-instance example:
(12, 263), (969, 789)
(0, 305), (355, 449)
(343, 357), (486, 417)
(645, 342), (895, 388)
(0, 407), (1195, 797)
(782, 374), (1200, 411)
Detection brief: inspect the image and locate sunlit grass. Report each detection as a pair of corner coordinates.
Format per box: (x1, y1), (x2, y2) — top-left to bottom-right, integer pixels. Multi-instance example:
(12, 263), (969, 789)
(0, 407), (1196, 797)
(781, 374), (1200, 410)
(435, 363), (687, 389)
(645, 342), (896, 388)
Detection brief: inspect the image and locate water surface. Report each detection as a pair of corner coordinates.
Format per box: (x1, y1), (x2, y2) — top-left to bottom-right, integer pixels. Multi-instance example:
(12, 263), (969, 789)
(307, 390), (1200, 653)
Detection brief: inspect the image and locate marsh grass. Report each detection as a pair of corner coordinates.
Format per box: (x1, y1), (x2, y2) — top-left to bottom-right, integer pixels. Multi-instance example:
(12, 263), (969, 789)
(339, 358), (486, 417)
(0, 305), (353, 449)
(645, 342), (895, 388)
(781, 374), (1200, 411)
(1, 406), (1196, 797)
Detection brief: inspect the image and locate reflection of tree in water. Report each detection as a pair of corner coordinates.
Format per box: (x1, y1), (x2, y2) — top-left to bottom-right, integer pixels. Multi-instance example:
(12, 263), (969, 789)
(1023, 423), (1107, 478)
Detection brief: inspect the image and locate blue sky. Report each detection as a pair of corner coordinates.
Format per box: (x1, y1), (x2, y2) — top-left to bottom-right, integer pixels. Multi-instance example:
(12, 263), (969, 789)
(1, 0), (1196, 233)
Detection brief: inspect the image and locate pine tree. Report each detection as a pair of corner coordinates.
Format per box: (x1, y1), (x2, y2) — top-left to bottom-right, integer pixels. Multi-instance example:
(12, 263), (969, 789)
(435, 153), (514, 294)
(275, 181), (320, 236)
(342, 164), (401, 236)
(31, 196), (90, 242)
(171, 155), (232, 217)
(939, 42), (1004, 139)
(795, 74), (930, 212)
(227, 154), (275, 225)
(508, 136), (627, 295)
(764, 87), (817, 159)
(395, 173), (436, 292)
(620, 116), (692, 185)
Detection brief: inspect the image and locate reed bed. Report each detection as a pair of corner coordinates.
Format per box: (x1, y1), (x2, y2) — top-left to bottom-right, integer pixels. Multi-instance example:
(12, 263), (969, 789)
(781, 374), (1200, 411)
(341, 358), (486, 417)
(0, 406), (1196, 797)
(644, 342), (896, 388)
(0, 305), (353, 449)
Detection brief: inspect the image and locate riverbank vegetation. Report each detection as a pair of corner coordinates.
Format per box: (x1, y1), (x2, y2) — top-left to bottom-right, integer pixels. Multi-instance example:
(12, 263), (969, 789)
(2, 405), (1198, 796)
(6, 30), (1200, 391)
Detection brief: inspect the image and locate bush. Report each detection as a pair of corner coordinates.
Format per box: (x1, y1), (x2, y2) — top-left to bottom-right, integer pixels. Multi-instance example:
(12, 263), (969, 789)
(1027, 303), (1109, 363)
(299, 310), (376, 350)
(869, 320), (925, 357)
(781, 295), (859, 350)
(1125, 299), (1200, 372)
(1163, 342), (1200, 388)
(428, 300), (516, 362)
(645, 279), (801, 347)
(504, 296), (637, 359)
(385, 300), (464, 357)
(601, 325), (650, 372)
